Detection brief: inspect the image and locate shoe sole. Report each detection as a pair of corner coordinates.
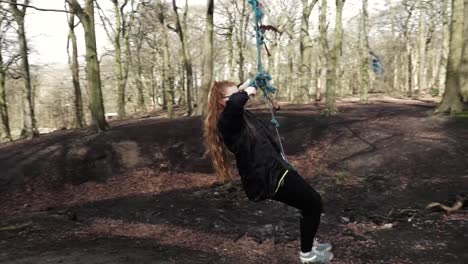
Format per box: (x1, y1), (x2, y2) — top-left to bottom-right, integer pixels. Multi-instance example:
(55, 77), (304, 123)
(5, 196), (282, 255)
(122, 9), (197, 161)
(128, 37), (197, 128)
(301, 254), (333, 263)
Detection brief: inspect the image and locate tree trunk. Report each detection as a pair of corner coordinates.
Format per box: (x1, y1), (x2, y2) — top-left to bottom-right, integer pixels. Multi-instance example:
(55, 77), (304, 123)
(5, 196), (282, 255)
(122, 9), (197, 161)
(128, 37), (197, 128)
(151, 32), (166, 110)
(285, 35), (295, 101)
(67, 12), (85, 128)
(0, 17), (11, 141)
(157, 0), (174, 118)
(238, 49), (245, 82)
(438, 0), (450, 96)
(177, 56), (185, 106)
(318, 0), (328, 102)
(325, 0), (345, 115)
(112, 0), (126, 117)
(435, 0), (464, 114)
(393, 52), (401, 93)
(416, 0), (426, 95)
(150, 65), (157, 109)
(68, 0), (109, 131)
(195, 0), (214, 116)
(235, 0), (249, 83)
(389, 0), (398, 94)
(461, 0), (468, 101)
(173, 0), (194, 115)
(360, 0), (370, 103)
(272, 33), (281, 85)
(0, 60), (11, 141)
(298, 0), (318, 103)
(10, 1), (37, 139)
(406, 41), (414, 97)
(122, 5), (133, 113)
(126, 4), (145, 112)
(135, 35), (146, 112)
(85, 1), (108, 130)
(227, 19), (235, 80)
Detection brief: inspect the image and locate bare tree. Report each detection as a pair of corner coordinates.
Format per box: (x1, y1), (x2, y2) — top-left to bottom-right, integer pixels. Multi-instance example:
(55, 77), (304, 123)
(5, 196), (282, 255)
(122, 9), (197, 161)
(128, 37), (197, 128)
(324, 0), (345, 115)
(9, 0), (37, 139)
(416, 0), (426, 95)
(131, 6), (146, 112)
(195, 0), (214, 116)
(96, 0), (131, 118)
(116, 0), (133, 117)
(318, 0), (329, 102)
(298, 0), (318, 103)
(66, 0), (108, 131)
(461, 0), (468, 101)
(156, 0), (174, 118)
(360, 0), (371, 103)
(220, 1), (236, 80)
(173, 0), (194, 115)
(65, 3), (85, 128)
(113, 0), (130, 118)
(233, 0), (249, 83)
(0, 11), (16, 141)
(438, 0), (450, 95)
(435, 0), (464, 114)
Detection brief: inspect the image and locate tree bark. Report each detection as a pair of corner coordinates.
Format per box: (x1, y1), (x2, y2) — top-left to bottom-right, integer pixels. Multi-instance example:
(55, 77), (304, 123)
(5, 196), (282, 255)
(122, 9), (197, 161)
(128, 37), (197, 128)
(461, 0), (468, 101)
(157, 0), (174, 118)
(150, 35), (158, 110)
(360, 0), (371, 103)
(298, 0), (319, 103)
(0, 16), (11, 141)
(435, 0), (464, 114)
(112, 0), (129, 117)
(10, 0), (37, 139)
(135, 33), (146, 112)
(0, 54), (11, 141)
(150, 31), (166, 110)
(318, 0), (328, 102)
(234, 0), (249, 83)
(66, 11), (85, 128)
(407, 43), (414, 97)
(416, 0), (426, 95)
(325, 0), (345, 115)
(227, 14), (235, 80)
(67, 0), (108, 131)
(173, 0), (194, 115)
(195, 0), (214, 116)
(438, 0), (451, 96)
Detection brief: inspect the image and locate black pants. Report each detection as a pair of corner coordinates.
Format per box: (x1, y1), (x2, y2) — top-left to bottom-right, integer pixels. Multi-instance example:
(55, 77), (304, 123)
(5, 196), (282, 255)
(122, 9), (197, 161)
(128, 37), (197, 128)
(272, 170), (323, 253)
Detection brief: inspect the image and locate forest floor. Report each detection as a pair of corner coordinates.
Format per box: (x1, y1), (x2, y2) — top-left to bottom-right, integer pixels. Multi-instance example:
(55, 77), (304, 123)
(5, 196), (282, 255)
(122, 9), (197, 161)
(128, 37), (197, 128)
(0, 97), (467, 264)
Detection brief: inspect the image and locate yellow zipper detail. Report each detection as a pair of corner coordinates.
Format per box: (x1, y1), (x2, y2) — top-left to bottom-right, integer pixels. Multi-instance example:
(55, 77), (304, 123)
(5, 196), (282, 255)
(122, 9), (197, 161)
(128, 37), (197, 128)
(274, 170), (289, 195)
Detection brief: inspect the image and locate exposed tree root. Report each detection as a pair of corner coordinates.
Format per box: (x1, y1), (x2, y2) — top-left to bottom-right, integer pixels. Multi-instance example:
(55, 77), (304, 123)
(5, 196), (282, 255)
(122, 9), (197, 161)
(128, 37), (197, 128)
(0, 221), (32, 232)
(426, 195), (467, 213)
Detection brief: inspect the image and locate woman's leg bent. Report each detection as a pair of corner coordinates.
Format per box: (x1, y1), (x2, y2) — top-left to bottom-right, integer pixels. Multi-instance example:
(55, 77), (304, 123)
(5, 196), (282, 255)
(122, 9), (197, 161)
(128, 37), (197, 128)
(273, 170), (323, 253)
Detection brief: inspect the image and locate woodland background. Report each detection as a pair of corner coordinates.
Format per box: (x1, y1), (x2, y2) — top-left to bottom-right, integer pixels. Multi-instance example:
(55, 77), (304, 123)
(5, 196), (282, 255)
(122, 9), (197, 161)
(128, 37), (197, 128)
(0, 0), (467, 140)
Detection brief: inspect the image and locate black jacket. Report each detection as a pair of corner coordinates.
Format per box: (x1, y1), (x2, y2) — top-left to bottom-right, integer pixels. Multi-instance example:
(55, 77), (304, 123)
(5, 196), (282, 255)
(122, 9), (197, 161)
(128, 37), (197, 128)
(218, 90), (294, 201)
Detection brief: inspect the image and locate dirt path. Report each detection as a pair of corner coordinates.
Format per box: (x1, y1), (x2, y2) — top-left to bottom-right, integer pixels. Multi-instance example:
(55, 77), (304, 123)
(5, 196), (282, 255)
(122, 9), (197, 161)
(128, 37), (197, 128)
(1, 99), (467, 264)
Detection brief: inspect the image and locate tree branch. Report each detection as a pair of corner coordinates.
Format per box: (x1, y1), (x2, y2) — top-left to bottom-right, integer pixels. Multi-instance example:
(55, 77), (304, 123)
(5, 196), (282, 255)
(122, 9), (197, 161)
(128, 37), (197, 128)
(0, 0), (72, 13)
(65, 0), (84, 17)
(94, 0), (115, 43)
(167, 24), (177, 32)
(5, 53), (19, 67)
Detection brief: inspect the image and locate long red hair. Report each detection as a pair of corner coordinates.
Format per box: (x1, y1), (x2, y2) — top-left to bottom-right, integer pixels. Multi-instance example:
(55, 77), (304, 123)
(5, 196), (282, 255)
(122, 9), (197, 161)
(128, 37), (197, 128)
(203, 80), (237, 182)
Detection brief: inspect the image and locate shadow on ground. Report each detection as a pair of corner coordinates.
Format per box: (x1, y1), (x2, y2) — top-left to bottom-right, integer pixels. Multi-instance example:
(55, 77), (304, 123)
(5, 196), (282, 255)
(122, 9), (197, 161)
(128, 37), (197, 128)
(1, 99), (467, 264)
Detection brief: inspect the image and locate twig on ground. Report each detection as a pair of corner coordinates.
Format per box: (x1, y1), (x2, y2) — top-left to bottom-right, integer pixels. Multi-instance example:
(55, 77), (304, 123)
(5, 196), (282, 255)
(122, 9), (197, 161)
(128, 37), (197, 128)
(426, 195), (466, 213)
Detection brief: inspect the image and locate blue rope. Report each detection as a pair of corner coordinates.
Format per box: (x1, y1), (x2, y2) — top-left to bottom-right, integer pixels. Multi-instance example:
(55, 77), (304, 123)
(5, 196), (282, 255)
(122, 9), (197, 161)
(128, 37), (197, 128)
(248, 0), (279, 127)
(248, 0), (291, 165)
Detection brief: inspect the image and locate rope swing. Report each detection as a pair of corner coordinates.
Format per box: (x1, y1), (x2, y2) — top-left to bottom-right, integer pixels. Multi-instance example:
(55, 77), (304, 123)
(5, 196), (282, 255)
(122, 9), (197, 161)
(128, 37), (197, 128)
(248, 0), (291, 164)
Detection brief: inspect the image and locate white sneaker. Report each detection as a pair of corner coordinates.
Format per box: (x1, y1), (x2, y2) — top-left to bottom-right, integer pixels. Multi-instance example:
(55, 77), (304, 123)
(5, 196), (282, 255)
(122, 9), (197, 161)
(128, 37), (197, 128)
(299, 247), (334, 263)
(314, 238), (332, 252)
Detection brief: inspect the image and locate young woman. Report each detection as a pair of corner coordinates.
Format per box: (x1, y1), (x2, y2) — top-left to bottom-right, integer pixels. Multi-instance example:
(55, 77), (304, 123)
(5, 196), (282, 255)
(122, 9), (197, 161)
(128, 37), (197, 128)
(203, 81), (333, 263)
